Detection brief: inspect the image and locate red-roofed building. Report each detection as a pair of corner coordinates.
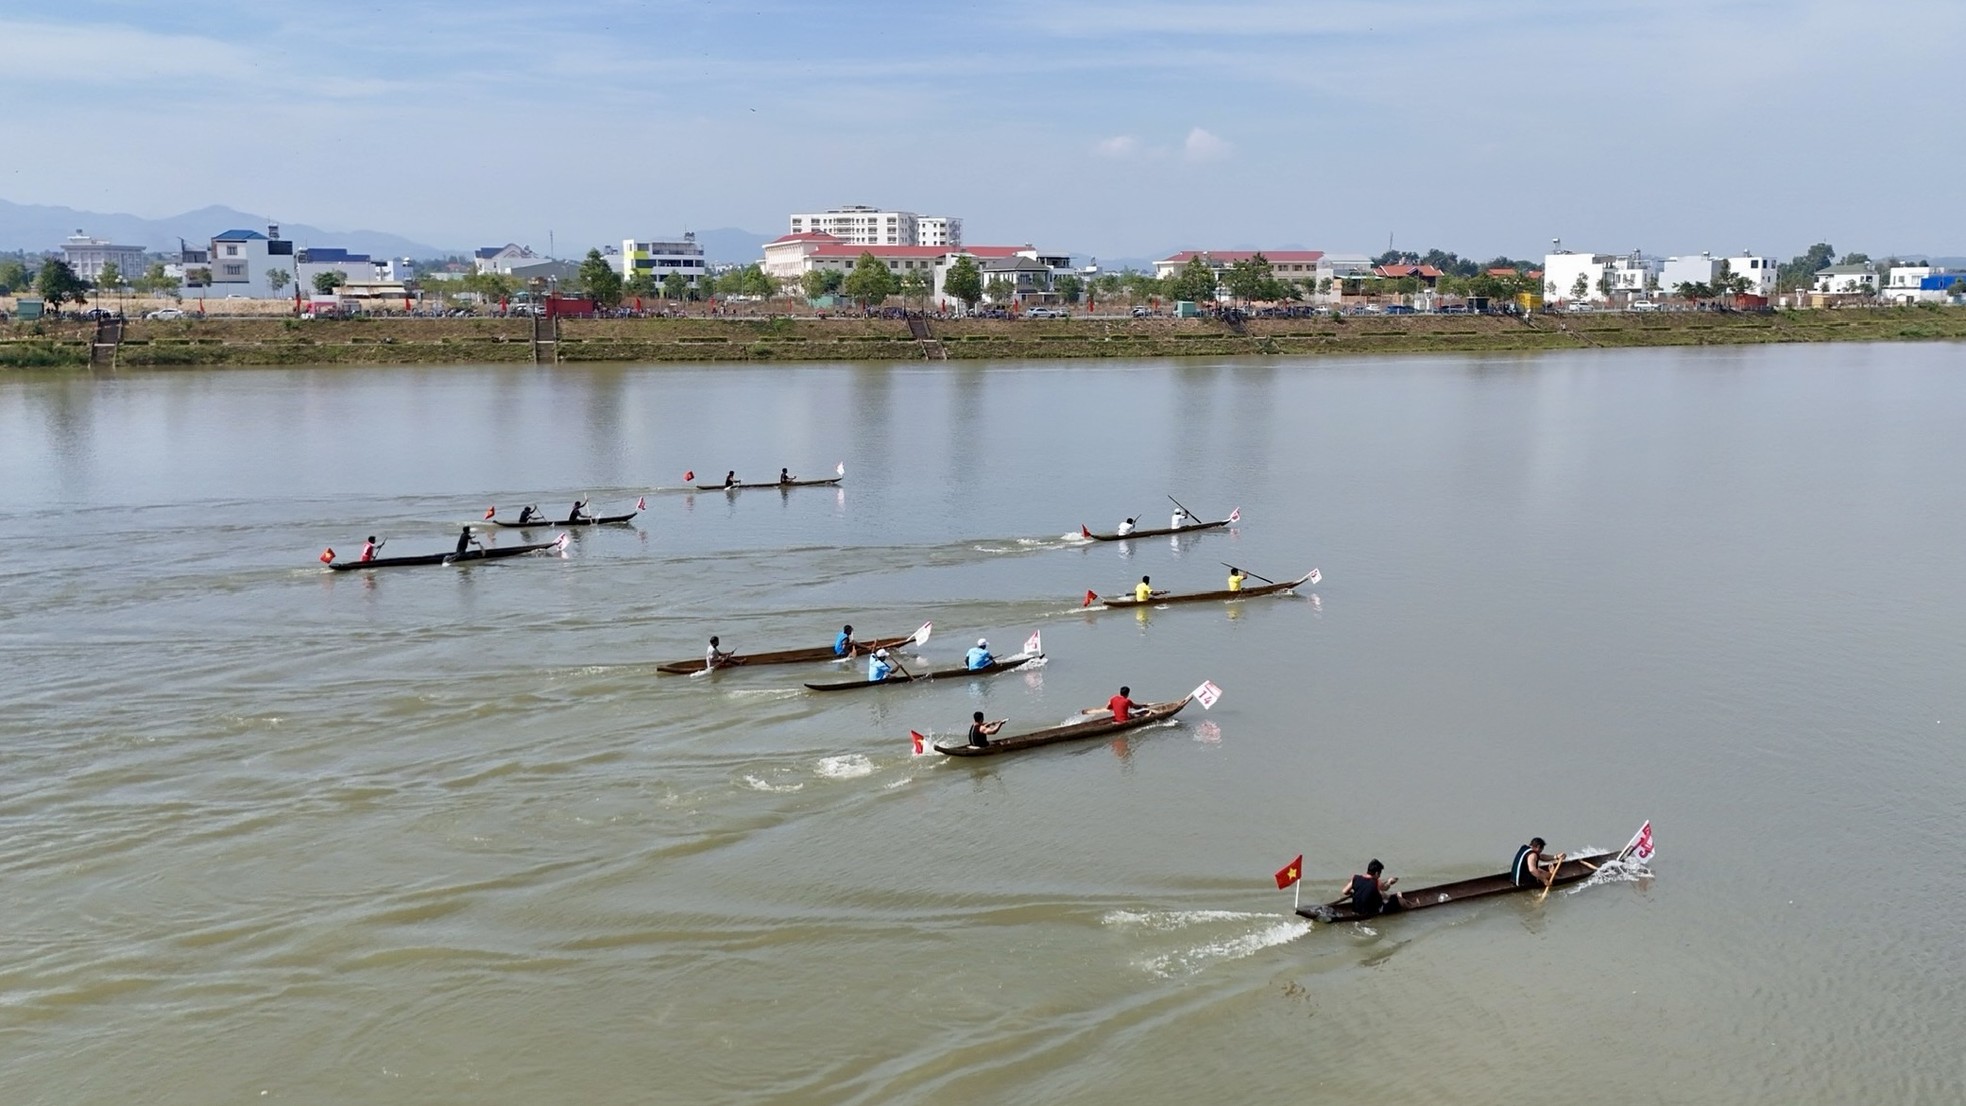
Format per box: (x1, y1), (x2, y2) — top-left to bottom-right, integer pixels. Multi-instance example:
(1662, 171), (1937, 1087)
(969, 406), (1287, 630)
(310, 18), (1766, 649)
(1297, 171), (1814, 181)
(1371, 264), (1445, 287)
(762, 235), (1048, 307)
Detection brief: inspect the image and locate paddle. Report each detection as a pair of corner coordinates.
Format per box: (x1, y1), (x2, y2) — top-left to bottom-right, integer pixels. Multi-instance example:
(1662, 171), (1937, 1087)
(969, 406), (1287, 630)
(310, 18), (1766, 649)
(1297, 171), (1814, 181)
(1536, 852), (1568, 903)
(1220, 562), (1276, 585)
(1167, 494), (1201, 525)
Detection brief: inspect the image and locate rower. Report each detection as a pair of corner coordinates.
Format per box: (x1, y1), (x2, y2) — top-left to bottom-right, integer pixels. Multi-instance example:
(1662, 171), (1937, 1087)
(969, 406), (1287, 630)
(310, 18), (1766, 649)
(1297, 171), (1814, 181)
(1115, 517), (1137, 536)
(517, 505), (536, 524)
(867, 648), (895, 682)
(723, 471), (738, 489)
(1134, 575), (1156, 603)
(1511, 837), (1553, 888)
(569, 499), (589, 522)
(779, 467), (794, 484)
(965, 638), (994, 671)
(1226, 566), (1245, 592)
(1171, 507), (1190, 529)
(359, 536), (380, 563)
(1341, 859), (1404, 918)
(453, 527), (475, 558)
(1106, 685), (1136, 723)
(834, 624), (858, 657)
(705, 635), (734, 671)
(967, 710), (1005, 748)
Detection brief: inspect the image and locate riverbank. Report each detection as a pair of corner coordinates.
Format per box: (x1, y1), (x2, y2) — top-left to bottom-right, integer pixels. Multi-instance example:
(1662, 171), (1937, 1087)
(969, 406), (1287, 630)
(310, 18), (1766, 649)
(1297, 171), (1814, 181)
(4, 306), (1963, 368)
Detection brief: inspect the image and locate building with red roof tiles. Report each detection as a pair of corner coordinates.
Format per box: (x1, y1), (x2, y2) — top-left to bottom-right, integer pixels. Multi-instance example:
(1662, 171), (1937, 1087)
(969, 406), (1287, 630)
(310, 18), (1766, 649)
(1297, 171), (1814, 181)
(1153, 249), (1324, 282)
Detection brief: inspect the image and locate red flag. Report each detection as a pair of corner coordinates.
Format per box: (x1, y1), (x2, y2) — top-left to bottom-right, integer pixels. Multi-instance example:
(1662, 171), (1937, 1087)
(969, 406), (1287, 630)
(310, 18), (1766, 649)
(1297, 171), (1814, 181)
(1082, 589), (1098, 608)
(635, 496), (646, 510)
(1080, 524), (1092, 539)
(910, 730), (925, 755)
(319, 548), (335, 564)
(1275, 854), (1303, 890)
(484, 506), (496, 519)
(683, 470), (695, 482)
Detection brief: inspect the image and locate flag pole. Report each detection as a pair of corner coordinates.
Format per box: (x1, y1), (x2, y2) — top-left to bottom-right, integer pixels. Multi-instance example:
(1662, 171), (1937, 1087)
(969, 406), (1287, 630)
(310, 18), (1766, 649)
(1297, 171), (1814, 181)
(1293, 876), (1300, 913)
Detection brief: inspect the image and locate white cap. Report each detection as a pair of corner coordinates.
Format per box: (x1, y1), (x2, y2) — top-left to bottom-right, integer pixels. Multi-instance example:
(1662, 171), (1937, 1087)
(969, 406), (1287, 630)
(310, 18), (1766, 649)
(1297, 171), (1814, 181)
(876, 648), (889, 657)
(977, 638), (988, 647)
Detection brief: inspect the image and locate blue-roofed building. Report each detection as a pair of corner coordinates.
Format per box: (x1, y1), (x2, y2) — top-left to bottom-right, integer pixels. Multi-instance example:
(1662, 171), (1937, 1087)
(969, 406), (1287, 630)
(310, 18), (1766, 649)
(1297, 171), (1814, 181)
(295, 246), (404, 292)
(205, 224), (294, 296)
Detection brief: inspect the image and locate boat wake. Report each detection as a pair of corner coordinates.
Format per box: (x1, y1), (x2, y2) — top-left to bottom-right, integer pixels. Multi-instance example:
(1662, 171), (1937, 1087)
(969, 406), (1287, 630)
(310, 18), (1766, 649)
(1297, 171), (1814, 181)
(814, 754), (875, 780)
(972, 536), (1081, 554)
(1567, 852), (1653, 893)
(1104, 909), (1313, 978)
(739, 774), (805, 793)
(1012, 655), (1048, 672)
(722, 688), (804, 702)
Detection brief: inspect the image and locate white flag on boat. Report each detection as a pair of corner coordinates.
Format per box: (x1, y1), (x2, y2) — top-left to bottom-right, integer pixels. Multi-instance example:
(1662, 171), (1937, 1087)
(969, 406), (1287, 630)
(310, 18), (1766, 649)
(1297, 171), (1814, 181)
(1191, 680), (1223, 710)
(1227, 507), (1241, 524)
(836, 461), (846, 477)
(1023, 630), (1042, 656)
(1621, 820), (1654, 864)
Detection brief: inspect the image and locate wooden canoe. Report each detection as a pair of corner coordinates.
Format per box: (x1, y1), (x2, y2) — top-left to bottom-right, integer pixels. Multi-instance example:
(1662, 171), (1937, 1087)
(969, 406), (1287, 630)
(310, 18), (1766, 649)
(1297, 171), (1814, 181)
(1298, 852), (1610, 924)
(327, 534), (565, 571)
(694, 477), (843, 492)
(655, 630), (918, 674)
(487, 510), (637, 528)
(933, 697), (1191, 757)
(802, 652), (1039, 692)
(1081, 518), (1230, 541)
(1096, 569), (1320, 608)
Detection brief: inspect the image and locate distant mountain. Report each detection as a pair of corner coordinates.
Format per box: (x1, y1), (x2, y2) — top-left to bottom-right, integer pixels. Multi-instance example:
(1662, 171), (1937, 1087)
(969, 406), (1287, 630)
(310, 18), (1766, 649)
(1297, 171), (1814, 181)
(0, 199), (448, 257)
(688, 227), (772, 264)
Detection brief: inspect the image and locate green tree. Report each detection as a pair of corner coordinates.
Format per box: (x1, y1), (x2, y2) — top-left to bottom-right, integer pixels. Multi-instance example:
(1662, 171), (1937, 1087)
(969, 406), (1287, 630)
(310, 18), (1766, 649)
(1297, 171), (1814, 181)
(1777, 242), (1835, 291)
(0, 258), (29, 293)
(1595, 271), (1617, 302)
(1223, 253), (1276, 303)
(1170, 256), (1218, 303)
(623, 269), (658, 298)
(661, 272), (689, 301)
(132, 261), (178, 295)
(186, 267), (212, 289)
(463, 270), (516, 300)
(1092, 273), (1123, 298)
(1121, 271), (1167, 303)
(37, 259), (90, 307)
(800, 269), (832, 301)
(577, 249), (622, 308)
(1569, 273), (1591, 301)
(265, 267), (290, 294)
(735, 265), (776, 298)
(899, 269), (932, 304)
(942, 255), (983, 308)
(312, 270), (346, 295)
(1053, 272), (1084, 304)
(843, 251), (899, 306)
(97, 261), (124, 291)
(983, 275), (1015, 304)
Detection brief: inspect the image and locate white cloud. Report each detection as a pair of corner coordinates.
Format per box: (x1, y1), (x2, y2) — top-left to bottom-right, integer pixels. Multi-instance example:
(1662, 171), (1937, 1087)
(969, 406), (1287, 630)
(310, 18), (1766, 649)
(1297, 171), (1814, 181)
(1182, 128), (1232, 163)
(1093, 135), (1140, 158)
(0, 20), (252, 81)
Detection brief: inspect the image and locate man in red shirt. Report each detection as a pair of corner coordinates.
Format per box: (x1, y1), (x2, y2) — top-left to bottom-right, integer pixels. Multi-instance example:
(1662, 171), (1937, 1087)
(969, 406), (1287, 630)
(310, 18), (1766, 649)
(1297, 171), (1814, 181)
(1106, 686), (1136, 722)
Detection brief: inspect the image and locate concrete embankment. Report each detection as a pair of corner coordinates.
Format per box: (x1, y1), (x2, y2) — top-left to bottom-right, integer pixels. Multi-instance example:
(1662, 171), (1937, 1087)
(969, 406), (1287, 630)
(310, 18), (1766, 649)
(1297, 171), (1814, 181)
(4, 308), (1964, 369)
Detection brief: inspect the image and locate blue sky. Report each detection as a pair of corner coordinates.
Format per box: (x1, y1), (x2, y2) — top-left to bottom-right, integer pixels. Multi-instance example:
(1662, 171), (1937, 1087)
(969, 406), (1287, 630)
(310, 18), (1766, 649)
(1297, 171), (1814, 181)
(6, 0), (1961, 260)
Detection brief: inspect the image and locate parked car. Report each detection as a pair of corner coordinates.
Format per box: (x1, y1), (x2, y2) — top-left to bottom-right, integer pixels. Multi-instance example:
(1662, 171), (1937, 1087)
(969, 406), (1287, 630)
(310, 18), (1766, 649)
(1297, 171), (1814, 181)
(1025, 307), (1068, 319)
(1630, 300), (1661, 312)
(144, 308), (186, 320)
(1130, 306), (1155, 318)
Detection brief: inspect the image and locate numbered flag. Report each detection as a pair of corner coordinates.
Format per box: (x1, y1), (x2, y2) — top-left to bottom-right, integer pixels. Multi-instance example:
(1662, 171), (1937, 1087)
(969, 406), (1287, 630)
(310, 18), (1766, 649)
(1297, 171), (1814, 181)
(1191, 680), (1224, 710)
(484, 506), (496, 519)
(910, 730), (926, 756)
(1227, 507), (1242, 524)
(683, 470), (695, 482)
(1023, 630), (1042, 656)
(319, 548), (335, 564)
(1621, 820), (1654, 864)
(836, 461), (846, 477)
(1274, 854), (1303, 890)
(635, 496), (646, 510)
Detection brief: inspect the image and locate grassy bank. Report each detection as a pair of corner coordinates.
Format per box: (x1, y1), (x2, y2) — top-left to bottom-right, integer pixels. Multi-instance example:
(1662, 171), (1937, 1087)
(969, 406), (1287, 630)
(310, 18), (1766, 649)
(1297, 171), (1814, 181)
(4, 307), (1964, 369)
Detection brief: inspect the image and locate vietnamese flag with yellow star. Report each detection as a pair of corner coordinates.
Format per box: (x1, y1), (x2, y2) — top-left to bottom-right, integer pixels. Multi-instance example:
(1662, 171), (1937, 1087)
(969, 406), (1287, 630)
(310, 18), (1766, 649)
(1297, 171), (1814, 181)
(1274, 855), (1303, 890)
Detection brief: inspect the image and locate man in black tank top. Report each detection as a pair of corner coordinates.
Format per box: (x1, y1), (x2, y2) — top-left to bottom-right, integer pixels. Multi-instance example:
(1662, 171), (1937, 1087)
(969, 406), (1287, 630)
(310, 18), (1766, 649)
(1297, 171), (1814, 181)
(1512, 837), (1550, 888)
(1343, 859), (1402, 917)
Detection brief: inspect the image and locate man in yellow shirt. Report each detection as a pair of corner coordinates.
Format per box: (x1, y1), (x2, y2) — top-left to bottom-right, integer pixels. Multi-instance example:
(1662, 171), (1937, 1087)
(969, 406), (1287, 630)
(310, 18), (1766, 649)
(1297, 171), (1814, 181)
(1226, 567), (1244, 592)
(1134, 575), (1158, 603)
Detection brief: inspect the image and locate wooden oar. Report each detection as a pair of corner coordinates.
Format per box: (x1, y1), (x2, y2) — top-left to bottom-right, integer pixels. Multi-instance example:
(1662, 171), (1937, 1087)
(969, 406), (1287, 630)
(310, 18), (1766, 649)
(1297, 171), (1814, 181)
(1536, 852), (1568, 903)
(1220, 562), (1276, 585)
(1166, 494), (1203, 525)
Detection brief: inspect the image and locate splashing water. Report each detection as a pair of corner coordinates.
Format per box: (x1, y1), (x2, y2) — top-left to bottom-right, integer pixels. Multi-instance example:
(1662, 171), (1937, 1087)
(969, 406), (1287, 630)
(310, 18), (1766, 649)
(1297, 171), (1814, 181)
(1568, 854), (1654, 893)
(815, 754), (875, 780)
(740, 774), (805, 793)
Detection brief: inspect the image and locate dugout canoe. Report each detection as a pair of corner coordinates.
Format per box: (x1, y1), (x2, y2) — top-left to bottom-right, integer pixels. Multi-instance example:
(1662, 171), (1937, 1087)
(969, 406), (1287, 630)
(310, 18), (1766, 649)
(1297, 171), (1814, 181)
(655, 629), (920, 674)
(1094, 569), (1320, 608)
(326, 534), (567, 571)
(932, 697), (1191, 757)
(1081, 518), (1230, 541)
(486, 509), (638, 528)
(803, 651), (1040, 692)
(1298, 852), (1610, 924)
(695, 477), (844, 492)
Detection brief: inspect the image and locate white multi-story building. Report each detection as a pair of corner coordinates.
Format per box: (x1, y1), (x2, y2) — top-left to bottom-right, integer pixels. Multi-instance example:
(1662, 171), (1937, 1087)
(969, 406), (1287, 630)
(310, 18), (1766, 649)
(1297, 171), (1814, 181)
(473, 244), (539, 275)
(1542, 251), (1610, 303)
(59, 230), (147, 283)
(206, 225), (297, 297)
(1813, 263), (1877, 295)
(616, 234), (708, 289)
(760, 233), (1040, 307)
(786, 205), (962, 248)
(1882, 264), (1934, 304)
(295, 248), (406, 292)
(1661, 253), (1724, 293)
(1725, 254), (1778, 298)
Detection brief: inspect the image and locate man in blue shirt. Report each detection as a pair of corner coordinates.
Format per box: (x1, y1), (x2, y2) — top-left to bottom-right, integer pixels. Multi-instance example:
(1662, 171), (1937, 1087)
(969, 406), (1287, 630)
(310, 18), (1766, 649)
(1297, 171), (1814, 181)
(965, 638), (994, 670)
(867, 648), (894, 681)
(834, 624), (857, 657)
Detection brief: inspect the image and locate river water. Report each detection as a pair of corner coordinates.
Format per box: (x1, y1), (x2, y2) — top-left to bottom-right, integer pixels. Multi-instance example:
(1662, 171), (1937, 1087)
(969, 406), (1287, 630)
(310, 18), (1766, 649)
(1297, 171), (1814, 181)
(2, 345), (1963, 1104)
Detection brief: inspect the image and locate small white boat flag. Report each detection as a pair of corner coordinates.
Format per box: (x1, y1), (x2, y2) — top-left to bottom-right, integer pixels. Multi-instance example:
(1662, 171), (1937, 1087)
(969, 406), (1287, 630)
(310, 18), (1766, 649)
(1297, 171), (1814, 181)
(1192, 680), (1223, 709)
(1023, 630), (1042, 656)
(1621, 820), (1654, 864)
